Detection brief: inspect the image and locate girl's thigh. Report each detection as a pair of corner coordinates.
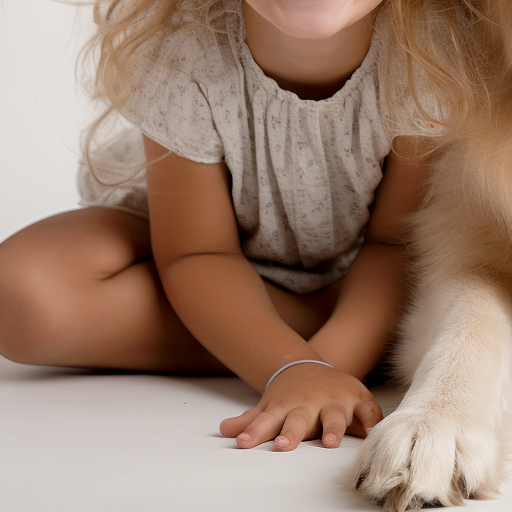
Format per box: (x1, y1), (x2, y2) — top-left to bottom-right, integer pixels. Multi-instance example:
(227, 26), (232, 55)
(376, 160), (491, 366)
(0, 207), (341, 372)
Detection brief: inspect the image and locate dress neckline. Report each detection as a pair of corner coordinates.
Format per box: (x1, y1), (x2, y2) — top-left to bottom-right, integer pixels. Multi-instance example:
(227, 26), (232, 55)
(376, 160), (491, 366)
(229, 0), (381, 106)
(239, 34), (380, 106)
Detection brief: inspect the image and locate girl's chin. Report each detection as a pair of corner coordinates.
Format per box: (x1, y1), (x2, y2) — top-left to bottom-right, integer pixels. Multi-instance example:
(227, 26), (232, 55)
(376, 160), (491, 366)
(255, 0), (359, 40)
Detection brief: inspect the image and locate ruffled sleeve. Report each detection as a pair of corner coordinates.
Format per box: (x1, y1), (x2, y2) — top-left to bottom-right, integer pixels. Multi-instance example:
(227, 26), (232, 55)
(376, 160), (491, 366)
(121, 25), (225, 164)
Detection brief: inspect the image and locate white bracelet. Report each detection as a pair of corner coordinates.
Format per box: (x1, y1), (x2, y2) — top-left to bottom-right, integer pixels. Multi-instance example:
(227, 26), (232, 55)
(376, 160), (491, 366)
(265, 360), (334, 389)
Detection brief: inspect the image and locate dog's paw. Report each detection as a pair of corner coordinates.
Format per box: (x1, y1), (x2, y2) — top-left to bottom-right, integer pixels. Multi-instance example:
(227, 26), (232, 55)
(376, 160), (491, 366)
(350, 410), (503, 511)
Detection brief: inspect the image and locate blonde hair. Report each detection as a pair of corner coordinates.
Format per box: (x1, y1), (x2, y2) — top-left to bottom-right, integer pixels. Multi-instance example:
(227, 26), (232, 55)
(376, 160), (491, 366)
(76, 0), (512, 178)
(379, 1), (512, 138)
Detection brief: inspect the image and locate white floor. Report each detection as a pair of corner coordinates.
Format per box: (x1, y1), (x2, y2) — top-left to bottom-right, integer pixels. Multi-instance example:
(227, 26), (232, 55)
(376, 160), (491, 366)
(2, 356), (512, 512)
(2, 2), (512, 511)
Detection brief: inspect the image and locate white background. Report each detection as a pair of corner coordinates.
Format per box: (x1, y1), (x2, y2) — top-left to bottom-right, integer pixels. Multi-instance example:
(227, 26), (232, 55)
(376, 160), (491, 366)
(0, 0), (93, 242)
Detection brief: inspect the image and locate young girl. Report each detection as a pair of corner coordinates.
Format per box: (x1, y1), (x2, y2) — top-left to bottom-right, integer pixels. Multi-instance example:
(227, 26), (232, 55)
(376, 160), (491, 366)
(0, 0), (498, 455)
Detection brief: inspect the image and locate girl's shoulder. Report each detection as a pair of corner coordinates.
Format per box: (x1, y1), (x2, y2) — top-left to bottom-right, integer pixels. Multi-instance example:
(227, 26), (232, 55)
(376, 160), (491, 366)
(120, 16), (238, 162)
(130, 0), (242, 87)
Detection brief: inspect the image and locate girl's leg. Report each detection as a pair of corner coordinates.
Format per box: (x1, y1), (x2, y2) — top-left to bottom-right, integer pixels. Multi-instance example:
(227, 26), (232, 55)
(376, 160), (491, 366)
(0, 207), (340, 372)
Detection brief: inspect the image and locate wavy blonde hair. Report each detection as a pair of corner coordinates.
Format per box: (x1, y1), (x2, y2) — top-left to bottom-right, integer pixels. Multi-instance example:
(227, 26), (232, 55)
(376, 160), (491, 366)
(75, 0), (512, 178)
(381, 1), (512, 138)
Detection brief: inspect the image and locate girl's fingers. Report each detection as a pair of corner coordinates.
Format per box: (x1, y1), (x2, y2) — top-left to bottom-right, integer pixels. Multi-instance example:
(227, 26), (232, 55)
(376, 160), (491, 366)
(274, 407), (312, 451)
(345, 399), (383, 438)
(219, 407), (261, 438)
(221, 373), (383, 450)
(320, 405), (348, 448)
(235, 410), (284, 448)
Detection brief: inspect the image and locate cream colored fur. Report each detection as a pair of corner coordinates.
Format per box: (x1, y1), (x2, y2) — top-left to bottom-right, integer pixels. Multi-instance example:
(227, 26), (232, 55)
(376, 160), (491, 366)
(350, 115), (512, 510)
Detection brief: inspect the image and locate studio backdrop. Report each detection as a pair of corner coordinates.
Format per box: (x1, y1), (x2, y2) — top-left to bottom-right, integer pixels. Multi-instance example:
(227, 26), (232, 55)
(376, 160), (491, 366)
(0, 0), (94, 242)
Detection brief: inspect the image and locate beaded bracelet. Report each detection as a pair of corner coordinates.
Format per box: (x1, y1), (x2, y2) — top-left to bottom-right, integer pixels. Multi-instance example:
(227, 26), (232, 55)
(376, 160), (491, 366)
(265, 359), (334, 389)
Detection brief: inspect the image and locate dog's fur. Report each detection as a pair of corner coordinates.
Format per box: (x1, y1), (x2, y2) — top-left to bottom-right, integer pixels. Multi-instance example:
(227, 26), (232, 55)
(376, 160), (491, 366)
(350, 28), (512, 511)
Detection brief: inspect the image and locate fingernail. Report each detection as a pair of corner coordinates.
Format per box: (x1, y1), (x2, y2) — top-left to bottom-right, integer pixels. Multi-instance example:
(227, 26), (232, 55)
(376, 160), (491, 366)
(366, 427), (373, 436)
(324, 434), (337, 445)
(237, 433), (251, 446)
(275, 436), (289, 447)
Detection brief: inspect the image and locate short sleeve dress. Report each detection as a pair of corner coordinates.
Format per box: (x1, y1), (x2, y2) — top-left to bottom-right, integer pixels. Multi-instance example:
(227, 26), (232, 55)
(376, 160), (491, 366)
(77, 0), (421, 295)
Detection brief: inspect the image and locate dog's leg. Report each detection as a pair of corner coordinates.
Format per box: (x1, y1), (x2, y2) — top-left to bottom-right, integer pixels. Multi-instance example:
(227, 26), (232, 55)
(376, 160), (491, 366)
(352, 274), (512, 511)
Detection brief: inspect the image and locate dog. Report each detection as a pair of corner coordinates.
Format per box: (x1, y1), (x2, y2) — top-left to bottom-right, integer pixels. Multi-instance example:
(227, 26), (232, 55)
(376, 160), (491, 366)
(351, 4), (512, 508)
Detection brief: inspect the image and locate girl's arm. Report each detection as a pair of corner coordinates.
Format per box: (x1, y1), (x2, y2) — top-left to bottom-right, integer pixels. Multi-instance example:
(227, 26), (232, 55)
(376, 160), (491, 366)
(308, 136), (430, 377)
(143, 135), (382, 450)
(143, 136), (319, 393)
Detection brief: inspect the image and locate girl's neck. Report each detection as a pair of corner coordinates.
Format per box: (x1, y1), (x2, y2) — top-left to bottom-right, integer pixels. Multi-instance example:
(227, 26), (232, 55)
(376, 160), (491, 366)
(242, 2), (375, 101)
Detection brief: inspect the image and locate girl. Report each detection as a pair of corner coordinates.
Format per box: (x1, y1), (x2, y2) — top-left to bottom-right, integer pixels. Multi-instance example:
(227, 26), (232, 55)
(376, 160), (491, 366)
(0, 0), (504, 470)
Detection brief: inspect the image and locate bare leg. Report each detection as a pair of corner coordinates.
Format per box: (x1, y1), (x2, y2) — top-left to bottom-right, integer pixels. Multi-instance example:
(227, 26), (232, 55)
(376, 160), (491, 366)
(0, 207), (340, 373)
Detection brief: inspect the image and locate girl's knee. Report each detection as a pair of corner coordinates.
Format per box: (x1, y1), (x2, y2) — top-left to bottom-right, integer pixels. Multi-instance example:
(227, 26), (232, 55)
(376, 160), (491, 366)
(0, 239), (73, 365)
(0, 209), (150, 365)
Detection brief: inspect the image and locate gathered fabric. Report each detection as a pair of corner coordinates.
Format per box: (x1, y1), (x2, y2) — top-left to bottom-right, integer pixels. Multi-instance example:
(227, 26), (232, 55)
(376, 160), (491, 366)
(77, 0), (425, 294)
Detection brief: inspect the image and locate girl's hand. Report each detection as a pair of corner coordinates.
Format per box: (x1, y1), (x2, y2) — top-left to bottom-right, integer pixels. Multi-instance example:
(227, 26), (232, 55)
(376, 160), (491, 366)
(219, 363), (383, 451)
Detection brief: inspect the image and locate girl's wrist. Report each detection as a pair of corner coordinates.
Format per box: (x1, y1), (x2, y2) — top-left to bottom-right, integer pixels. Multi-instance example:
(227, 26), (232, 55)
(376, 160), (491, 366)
(265, 359), (334, 389)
